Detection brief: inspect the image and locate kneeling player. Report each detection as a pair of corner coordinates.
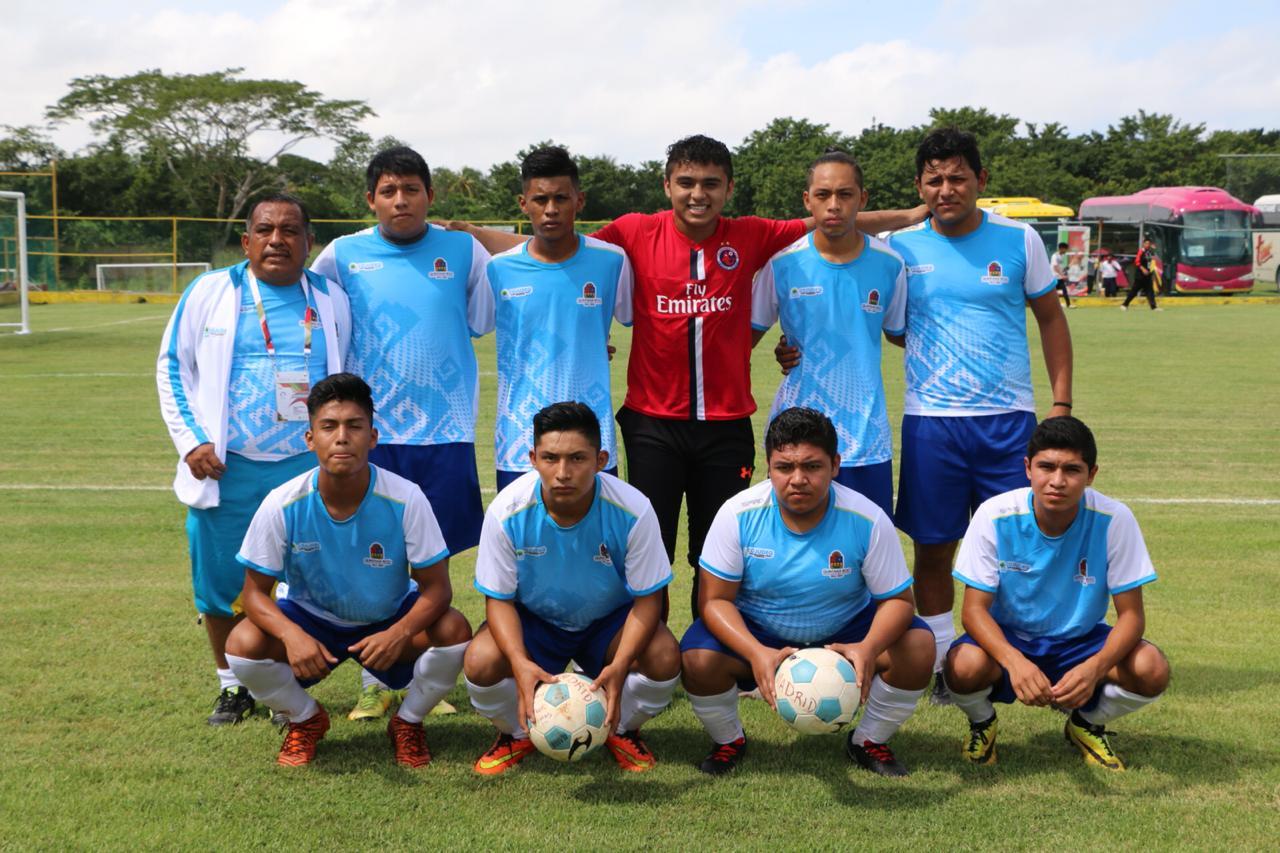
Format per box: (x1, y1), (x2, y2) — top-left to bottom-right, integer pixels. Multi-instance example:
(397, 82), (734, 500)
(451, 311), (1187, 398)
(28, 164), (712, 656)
(681, 408), (934, 777)
(945, 416), (1170, 771)
(225, 373), (472, 768)
(464, 402), (680, 774)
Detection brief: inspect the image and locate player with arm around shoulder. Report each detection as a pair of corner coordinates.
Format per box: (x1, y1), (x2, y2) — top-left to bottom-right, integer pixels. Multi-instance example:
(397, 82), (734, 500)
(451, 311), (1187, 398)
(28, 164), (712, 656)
(944, 416), (1170, 770)
(464, 402), (681, 775)
(224, 373), (472, 768)
(680, 407), (934, 777)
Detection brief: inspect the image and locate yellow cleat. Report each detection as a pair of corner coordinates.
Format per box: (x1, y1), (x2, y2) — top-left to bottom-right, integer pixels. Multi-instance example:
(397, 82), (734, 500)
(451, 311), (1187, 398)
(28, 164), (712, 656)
(348, 684), (396, 721)
(1065, 712), (1125, 771)
(964, 714), (997, 765)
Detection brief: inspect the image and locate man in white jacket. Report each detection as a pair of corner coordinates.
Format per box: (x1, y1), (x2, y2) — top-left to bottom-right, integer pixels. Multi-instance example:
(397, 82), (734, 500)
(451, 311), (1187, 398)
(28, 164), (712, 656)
(157, 194), (351, 725)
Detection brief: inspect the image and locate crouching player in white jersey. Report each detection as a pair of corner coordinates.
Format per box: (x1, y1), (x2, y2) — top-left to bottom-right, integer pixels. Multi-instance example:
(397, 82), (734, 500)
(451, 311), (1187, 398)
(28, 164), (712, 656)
(945, 417), (1169, 771)
(681, 408), (934, 777)
(464, 402), (680, 775)
(225, 373), (472, 768)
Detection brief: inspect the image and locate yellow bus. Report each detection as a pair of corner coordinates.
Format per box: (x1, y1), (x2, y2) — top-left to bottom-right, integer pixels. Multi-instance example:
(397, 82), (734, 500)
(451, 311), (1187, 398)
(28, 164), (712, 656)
(976, 197), (1076, 218)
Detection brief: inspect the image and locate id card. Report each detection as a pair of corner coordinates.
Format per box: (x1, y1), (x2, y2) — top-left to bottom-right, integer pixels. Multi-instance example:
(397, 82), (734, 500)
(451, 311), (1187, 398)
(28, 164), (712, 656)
(275, 371), (311, 422)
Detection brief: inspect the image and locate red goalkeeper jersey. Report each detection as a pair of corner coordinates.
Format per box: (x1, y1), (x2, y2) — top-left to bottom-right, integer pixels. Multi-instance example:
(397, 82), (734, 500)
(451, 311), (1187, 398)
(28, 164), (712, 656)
(593, 211), (806, 420)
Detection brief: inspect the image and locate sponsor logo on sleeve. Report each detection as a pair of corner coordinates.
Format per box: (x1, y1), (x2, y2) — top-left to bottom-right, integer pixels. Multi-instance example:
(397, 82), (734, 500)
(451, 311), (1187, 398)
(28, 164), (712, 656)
(203, 326), (227, 337)
(290, 541), (321, 554)
(862, 288), (882, 313)
(348, 261), (383, 272)
(716, 245), (741, 271)
(514, 545), (548, 560)
(789, 285), (824, 298)
(428, 257), (455, 280)
(742, 546), (775, 559)
(500, 285), (534, 300)
(822, 549), (851, 579)
(576, 282), (602, 307)
(981, 260), (1009, 285)
(363, 542), (393, 568)
(1074, 557), (1095, 586)
(906, 264), (934, 276)
(997, 560), (1031, 573)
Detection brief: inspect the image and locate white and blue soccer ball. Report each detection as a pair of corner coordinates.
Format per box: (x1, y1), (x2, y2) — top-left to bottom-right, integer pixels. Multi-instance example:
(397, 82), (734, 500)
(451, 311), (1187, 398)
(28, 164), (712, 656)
(529, 673), (609, 762)
(772, 647), (861, 735)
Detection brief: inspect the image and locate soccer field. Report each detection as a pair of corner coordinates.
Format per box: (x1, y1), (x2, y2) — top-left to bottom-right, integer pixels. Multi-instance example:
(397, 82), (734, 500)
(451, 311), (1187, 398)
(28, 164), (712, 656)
(1, 301), (1278, 849)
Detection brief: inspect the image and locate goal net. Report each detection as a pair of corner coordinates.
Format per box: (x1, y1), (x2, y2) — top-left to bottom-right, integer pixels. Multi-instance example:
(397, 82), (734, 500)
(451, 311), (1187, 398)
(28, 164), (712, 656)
(0, 191), (31, 335)
(95, 262), (212, 294)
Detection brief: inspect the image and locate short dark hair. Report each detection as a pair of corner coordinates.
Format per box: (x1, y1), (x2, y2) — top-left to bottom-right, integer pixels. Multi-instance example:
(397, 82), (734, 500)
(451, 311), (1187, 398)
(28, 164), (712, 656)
(307, 372), (375, 422)
(1058, 242), (1069, 250)
(1027, 416), (1097, 468)
(765, 407), (838, 462)
(521, 145), (579, 188)
(245, 192), (310, 232)
(665, 134), (733, 181)
(807, 148), (864, 190)
(366, 146), (432, 194)
(915, 126), (983, 178)
(532, 401), (601, 451)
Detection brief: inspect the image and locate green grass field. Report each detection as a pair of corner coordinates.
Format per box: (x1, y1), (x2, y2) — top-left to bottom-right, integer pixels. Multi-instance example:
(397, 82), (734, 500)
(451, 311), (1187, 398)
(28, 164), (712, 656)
(2, 300), (1278, 849)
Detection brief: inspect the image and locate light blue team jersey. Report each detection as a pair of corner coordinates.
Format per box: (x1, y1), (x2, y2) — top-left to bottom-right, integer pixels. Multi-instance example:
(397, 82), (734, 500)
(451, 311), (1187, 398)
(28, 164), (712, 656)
(888, 211), (1056, 416)
(953, 487), (1157, 641)
(226, 279), (329, 460)
(699, 480), (912, 643)
(474, 471), (672, 632)
(752, 233), (907, 466)
(311, 225), (494, 446)
(237, 465), (449, 626)
(487, 235), (633, 472)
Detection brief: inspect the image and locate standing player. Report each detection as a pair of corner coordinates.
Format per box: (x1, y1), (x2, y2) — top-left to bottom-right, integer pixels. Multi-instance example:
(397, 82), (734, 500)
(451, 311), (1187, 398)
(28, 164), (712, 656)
(681, 408), (934, 777)
(312, 146), (493, 718)
(487, 146), (632, 488)
(463, 403), (680, 775)
(1050, 241), (1074, 308)
(752, 150), (907, 518)
(157, 194), (350, 725)
(944, 417), (1169, 770)
(226, 373), (472, 768)
(887, 127), (1073, 698)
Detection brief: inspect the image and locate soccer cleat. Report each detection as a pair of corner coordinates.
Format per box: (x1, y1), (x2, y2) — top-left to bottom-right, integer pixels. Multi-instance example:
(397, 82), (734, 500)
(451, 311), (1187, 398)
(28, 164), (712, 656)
(277, 705), (330, 767)
(429, 699), (458, 716)
(1065, 711), (1125, 771)
(605, 730), (656, 772)
(207, 686), (255, 726)
(963, 714), (998, 765)
(847, 736), (910, 777)
(698, 737), (747, 776)
(348, 684), (396, 721)
(473, 733), (536, 776)
(270, 710), (290, 731)
(928, 673), (953, 706)
(387, 714), (432, 768)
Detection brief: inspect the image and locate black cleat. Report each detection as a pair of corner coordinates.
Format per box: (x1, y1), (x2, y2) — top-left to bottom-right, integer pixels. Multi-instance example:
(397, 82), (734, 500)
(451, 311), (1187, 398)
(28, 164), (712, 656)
(698, 737), (747, 776)
(847, 736), (910, 777)
(928, 673), (952, 706)
(207, 686), (255, 726)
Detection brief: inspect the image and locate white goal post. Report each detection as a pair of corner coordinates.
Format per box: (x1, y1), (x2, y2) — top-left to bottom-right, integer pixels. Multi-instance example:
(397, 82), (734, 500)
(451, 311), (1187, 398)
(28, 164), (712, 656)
(95, 262), (212, 293)
(0, 191), (30, 335)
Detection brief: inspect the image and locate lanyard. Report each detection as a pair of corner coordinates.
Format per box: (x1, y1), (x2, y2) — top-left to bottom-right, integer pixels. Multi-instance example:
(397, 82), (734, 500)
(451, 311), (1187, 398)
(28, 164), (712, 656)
(245, 270), (315, 361)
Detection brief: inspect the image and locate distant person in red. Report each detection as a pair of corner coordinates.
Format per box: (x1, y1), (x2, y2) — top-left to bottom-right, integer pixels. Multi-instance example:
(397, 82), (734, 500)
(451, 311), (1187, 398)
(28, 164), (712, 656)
(1122, 237), (1161, 311)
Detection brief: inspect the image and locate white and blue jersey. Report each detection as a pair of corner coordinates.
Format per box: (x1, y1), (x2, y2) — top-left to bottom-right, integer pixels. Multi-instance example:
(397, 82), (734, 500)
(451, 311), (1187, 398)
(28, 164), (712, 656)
(474, 471), (672, 632)
(237, 465), (449, 626)
(487, 235), (633, 472)
(752, 232), (907, 466)
(888, 211), (1055, 416)
(311, 225), (494, 446)
(699, 480), (912, 643)
(226, 280), (329, 460)
(953, 487), (1157, 641)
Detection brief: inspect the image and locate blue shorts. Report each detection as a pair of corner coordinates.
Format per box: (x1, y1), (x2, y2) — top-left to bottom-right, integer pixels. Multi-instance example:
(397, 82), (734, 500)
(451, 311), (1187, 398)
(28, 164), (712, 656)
(835, 460), (894, 519)
(516, 602), (631, 679)
(186, 452), (315, 617)
(371, 442), (482, 555)
(895, 411), (1035, 544)
(277, 592), (420, 689)
(680, 601), (932, 691)
(496, 466), (618, 492)
(951, 622), (1111, 711)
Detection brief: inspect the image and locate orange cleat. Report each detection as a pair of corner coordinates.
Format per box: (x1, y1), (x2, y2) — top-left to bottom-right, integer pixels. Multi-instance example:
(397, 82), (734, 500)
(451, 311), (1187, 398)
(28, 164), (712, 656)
(387, 714), (433, 768)
(474, 733), (536, 776)
(605, 730), (656, 772)
(276, 704), (330, 767)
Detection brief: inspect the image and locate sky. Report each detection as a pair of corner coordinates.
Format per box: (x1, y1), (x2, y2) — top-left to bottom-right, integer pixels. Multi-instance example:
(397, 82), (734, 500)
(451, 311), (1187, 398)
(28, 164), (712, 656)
(2, 0), (1279, 170)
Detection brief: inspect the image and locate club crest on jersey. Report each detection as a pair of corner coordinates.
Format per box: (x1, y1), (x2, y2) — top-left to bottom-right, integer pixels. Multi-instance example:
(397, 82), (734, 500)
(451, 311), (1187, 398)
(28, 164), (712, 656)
(500, 285), (533, 300)
(1074, 557), (1095, 586)
(348, 261), (383, 272)
(790, 285), (824, 298)
(716, 245), (740, 271)
(363, 542), (393, 568)
(576, 281), (602, 308)
(742, 546), (775, 560)
(862, 288), (883, 313)
(823, 550), (851, 579)
(593, 543), (613, 566)
(428, 257), (455, 280)
(981, 260), (1009, 286)
(290, 541), (321, 554)
(515, 545), (547, 560)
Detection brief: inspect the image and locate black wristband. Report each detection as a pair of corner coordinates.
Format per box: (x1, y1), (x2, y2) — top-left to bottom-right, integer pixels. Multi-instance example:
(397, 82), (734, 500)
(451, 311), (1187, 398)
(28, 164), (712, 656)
(1053, 401), (1073, 409)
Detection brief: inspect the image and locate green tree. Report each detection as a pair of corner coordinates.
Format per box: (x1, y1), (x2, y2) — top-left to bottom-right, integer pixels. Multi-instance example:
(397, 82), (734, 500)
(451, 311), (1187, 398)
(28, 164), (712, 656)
(731, 117), (854, 217)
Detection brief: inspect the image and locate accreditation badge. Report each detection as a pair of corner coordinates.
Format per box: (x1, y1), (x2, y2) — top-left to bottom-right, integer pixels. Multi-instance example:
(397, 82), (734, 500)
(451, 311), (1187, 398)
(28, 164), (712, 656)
(274, 371), (311, 422)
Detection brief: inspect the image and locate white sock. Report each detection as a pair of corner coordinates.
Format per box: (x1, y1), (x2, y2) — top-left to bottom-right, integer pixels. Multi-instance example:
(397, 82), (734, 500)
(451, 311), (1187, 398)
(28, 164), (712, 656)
(216, 667), (240, 691)
(226, 654), (318, 723)
(615, 672), (679, 733)
(920, 613), (956, 673)
(397, 642), (467, 724)
(851, 676), (924, 744)
(949, 685), (996, 724)
(361, 668), (388, 691)
(1079, 683), (1159, 726)
(688, 687), (744, 745)
(465, 676), (526, 739)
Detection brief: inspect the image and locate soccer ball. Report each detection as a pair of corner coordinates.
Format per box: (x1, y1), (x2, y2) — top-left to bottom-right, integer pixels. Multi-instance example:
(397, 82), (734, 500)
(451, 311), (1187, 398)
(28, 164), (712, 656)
(529, 673), (609, 762)
(773, 647), (861, 735)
